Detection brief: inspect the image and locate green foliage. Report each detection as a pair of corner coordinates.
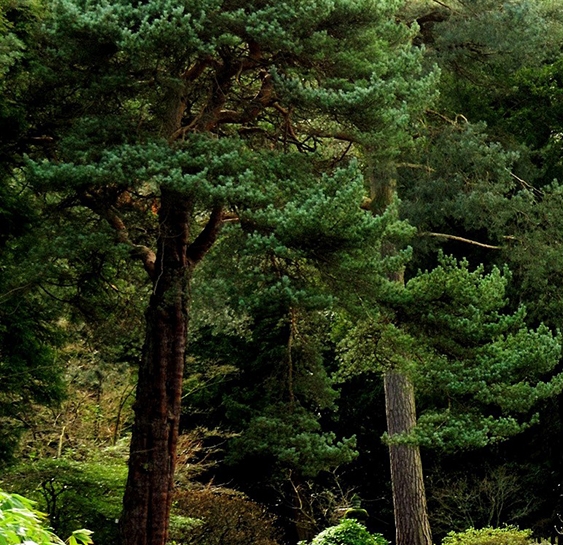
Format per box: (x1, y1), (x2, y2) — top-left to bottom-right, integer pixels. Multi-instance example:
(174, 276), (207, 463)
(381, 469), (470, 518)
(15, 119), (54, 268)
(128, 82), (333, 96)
(24, 0), (435, 163)
(227, 405), (357, 478)
(338, 254), (563, 451)
(343, 508), (368, 521)
(0, 489), (93, 545)
(1, 457), (127, 545)
(0, 288), (65, 461)
(1, 0), (436, 540)
(188, 311), (352, 483)
(306, 519), (388, 545)
(188, 243), (364, 485)
(398, 120), (519, 243)
(0, 181), (67, 464)
(0, 0), (43, 165)
(441, 526), (536, 545)
(398, 0), (563, 326)
(405, 256), (562, 449)
(431, 0), (557, 73)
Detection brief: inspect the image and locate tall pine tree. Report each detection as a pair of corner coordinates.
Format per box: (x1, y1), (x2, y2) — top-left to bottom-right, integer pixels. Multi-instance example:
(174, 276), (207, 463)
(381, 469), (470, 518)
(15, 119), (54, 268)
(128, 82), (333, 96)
(16, 1), (435, 544)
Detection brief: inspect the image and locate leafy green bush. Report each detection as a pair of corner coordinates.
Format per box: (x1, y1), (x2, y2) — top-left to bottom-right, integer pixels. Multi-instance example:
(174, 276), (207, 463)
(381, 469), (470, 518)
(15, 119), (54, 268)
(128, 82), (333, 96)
(441, 526), (535, 545)
(0, 489), (92, 545)
(307, 519), (388, 545)
(0, 457), (127, 545)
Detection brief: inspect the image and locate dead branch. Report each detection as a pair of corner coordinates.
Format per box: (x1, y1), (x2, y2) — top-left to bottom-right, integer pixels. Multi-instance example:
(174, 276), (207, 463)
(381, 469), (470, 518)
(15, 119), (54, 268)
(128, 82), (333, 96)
(426, 109), (468, 126)
(508, 170), (544, 197)
(420, 231), (501, 249)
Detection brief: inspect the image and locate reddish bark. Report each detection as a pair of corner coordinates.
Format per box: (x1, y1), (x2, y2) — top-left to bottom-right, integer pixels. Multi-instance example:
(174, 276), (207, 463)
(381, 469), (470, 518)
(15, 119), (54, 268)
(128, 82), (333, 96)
(119, 186), (224, 545)
(120, 189), (192, 545)
(117, 43), (286, 545)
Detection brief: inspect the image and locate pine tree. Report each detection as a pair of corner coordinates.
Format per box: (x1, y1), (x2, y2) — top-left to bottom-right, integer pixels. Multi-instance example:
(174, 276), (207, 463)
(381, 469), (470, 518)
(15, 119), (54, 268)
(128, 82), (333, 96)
(337, 254), (563, 541)
(16, 1), (436, 544)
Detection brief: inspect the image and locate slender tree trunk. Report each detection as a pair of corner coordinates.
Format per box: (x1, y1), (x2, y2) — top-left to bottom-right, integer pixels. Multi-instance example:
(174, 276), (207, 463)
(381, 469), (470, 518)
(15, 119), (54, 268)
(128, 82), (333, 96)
(369, 168), (432, 545)
(384, 369), (432, 545)
(121, 189), (193, 545)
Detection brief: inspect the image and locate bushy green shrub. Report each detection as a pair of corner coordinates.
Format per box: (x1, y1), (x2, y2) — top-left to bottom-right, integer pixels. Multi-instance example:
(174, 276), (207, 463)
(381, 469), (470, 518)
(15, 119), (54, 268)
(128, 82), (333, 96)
(0, 457), (127, 545)
(308, 519), (388, 545)
(441, 526), (535, 545)
(0, 489), (92, 545)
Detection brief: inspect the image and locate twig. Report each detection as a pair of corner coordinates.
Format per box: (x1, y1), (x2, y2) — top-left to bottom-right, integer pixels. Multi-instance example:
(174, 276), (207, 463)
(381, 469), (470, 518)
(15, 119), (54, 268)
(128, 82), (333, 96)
(57, 425), (66, 458)
(0, 283), (33, 304)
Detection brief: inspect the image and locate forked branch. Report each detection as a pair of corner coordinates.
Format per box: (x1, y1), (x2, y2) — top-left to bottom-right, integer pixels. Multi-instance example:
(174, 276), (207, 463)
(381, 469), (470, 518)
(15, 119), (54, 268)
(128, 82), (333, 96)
(186, 205), (225, 266)
(79, 192), (157, 279)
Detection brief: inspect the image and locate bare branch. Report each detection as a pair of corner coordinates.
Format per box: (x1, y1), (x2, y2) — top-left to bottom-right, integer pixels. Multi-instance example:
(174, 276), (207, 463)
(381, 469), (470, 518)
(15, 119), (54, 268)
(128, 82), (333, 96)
(507, 170), (544, 197)
(432, 0), (453, 10)
(419, 231), (501, 249)
(0, 283), (34, 305)
(426, 109), (468, 126)
(307, 128), (360, 144)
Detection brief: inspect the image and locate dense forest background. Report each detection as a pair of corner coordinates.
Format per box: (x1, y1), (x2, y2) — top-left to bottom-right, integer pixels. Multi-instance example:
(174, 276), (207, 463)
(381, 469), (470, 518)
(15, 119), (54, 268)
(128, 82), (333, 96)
(2, 1), (563, 544)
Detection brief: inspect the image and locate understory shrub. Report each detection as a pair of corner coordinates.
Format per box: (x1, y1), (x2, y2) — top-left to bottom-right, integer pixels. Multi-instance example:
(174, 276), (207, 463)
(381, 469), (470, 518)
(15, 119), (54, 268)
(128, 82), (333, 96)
(0, 489), (92, 545)
(0, 457), (127, 545)
(307, 518), (388, 545)
(170, 486), (280, 545)
(441, 526), (541, 545)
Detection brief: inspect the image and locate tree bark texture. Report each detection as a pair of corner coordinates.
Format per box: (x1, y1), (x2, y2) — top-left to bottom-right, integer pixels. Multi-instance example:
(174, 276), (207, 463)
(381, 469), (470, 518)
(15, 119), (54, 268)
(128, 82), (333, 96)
(384, 369), (432, 545)
(120, 189), (193, 545)
(369, 169), (433, 545)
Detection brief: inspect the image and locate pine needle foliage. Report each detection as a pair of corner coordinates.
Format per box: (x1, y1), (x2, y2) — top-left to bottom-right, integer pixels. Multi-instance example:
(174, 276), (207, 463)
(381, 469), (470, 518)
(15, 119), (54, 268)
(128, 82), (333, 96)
(337, 253), (563, 451)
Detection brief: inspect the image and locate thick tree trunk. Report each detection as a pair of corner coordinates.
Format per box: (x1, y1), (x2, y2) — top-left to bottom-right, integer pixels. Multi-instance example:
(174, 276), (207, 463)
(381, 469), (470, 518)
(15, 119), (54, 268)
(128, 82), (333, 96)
(384, 369), (432, 545)
(120, 189), (192, 545)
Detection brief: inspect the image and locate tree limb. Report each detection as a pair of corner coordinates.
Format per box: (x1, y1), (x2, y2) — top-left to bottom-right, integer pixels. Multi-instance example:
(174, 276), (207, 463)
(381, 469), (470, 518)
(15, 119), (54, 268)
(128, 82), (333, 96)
(426, 109), (468, 126)
(307, 128), (360, 144)
(507, 170), (544, 197)
(432, 0), (453, 10)
(186, 205), (225, 266)
(419, 231), (501, 249)
(181, 58), (212, 81)
(79, 192), (157, 279)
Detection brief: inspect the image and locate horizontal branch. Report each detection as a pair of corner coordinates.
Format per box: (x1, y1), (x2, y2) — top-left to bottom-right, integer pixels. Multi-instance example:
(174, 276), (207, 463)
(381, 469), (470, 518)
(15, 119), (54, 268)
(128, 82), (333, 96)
(419, 231), (501, 249)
